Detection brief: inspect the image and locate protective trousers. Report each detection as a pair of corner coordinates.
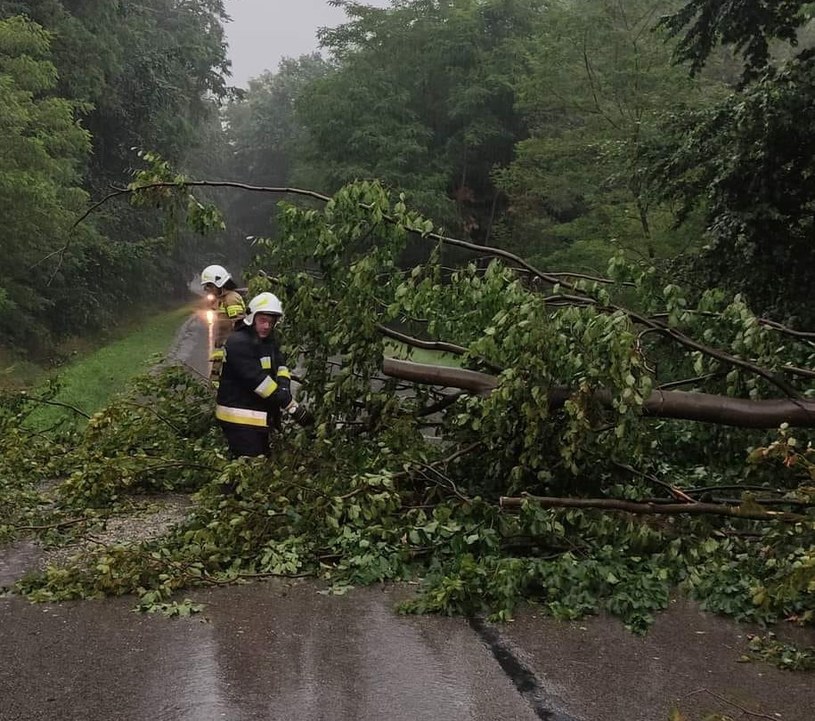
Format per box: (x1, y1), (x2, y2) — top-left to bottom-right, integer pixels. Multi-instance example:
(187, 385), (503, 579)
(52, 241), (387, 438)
(218, 421), (270, 458)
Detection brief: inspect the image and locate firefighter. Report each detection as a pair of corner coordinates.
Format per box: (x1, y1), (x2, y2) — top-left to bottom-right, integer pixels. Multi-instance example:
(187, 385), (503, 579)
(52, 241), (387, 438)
(215, 292), (294, 457)
(200, 264), (246, 386)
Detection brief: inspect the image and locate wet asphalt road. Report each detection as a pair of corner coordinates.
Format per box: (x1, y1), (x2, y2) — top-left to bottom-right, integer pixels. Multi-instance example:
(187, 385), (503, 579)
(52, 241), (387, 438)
(2, 570), (814, 721)
(2, 312), (814, 721)
(0, 581), (543, 721)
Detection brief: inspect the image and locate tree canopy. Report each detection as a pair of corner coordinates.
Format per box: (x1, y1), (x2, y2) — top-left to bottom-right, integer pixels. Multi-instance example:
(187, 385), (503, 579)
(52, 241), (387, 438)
(216, 0), (813, 320)
(0, 0), (231, 354)
(660, 0), (814, 78)
(0, 15), (93, 346)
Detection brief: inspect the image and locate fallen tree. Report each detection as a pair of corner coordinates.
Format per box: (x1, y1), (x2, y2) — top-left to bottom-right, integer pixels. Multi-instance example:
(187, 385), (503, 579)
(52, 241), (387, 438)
(54, 169), (815, 512)
(382, 359), (815, 428)
(14, 172), (813, 638)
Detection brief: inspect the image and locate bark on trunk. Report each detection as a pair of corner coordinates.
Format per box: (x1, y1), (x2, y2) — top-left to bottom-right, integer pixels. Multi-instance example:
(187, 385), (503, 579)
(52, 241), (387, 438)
(382, 358), (815, 428)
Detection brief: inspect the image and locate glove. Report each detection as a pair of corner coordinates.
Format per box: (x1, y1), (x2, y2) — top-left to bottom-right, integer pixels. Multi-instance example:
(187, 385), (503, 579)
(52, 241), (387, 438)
(270, 385), (292, 409)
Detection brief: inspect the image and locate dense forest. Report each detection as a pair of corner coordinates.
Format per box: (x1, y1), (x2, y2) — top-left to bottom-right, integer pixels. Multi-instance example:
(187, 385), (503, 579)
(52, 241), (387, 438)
(4, 0), (815, 358)
(0, 0), (231, 355)
(2, 0), (815, 656)
(221, 0), (815, 323)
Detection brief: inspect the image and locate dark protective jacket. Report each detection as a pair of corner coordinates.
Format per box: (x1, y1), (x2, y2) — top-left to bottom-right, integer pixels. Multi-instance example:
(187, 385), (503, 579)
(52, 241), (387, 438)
(215, 325), (291, 428)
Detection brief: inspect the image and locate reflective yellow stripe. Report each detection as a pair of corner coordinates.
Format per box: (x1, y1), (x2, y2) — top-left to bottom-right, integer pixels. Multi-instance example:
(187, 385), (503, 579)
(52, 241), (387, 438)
(210, 348), (224, 361)
(225, 304), (244, 318)
(260, 356), (272, 370)
(255, 376), (277, 398)
(215, 405), (267, 427)
(277, 366), (291, 379)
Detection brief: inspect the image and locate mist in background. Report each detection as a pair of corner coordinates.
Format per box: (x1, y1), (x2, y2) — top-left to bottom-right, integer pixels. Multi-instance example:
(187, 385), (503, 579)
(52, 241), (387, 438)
(224, 0), (390, 87)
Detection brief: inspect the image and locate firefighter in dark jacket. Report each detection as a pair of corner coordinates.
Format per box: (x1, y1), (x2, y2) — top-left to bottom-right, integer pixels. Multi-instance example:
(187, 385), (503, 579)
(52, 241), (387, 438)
(215, 292), (293, 457)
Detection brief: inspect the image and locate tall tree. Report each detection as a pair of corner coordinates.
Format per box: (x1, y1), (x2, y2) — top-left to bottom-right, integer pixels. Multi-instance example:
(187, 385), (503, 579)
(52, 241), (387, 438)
(0, 16), (93, 347)
(295, 0), (544, 236)
(495, 0), (723, 270)
(0, 2), (234, 352)
(652, 0), (815, 321)
(1, 0), (230, 183)
(660, 0), (814, 79)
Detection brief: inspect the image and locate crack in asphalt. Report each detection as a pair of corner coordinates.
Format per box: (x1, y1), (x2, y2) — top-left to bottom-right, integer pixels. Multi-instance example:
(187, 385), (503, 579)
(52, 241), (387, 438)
(470, 617), (582, 721)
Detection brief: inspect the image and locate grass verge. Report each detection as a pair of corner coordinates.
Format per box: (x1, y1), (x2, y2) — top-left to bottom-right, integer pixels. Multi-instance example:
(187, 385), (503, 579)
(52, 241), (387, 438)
(384, 340), (462, 367)
(25, 306), (193, 432)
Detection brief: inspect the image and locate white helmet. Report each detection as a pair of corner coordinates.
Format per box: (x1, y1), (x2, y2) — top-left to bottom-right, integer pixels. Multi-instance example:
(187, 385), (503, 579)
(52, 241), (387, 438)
(244, 292), (283, 326)
(200, 264), (231, 288)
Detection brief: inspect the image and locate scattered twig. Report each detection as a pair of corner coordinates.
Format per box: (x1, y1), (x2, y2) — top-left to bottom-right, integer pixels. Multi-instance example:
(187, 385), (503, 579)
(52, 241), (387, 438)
(684, 484), (787, 495)
(13, 517), (89, 533)
(781, 364), (815, 380)
(201, 570), (312, 585)
(650, 311), (815, 343)
(612, 461), (695, 502)
(678, 687), (778, 720)
(515, 268), (637, 287)
(414, 462), (473, 504)
(378, 324), (468, 357)
(643, 496), (815, 509)
(440, 441), (482, 468)
(23, 395), (90, 419)
(499, 493), (805, 522)
(119, 401), (184, 435)
(657, 372), (726, 390)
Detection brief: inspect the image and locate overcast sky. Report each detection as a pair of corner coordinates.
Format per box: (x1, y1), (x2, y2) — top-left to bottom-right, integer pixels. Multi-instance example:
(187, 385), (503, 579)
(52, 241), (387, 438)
(223, 0), (390, 88)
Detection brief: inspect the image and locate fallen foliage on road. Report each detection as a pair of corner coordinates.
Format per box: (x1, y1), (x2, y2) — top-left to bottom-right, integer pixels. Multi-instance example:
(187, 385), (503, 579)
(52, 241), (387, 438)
(1, 180), (813, 671)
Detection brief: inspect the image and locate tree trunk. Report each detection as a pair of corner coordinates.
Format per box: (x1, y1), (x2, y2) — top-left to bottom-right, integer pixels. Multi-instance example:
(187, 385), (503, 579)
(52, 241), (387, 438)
(382, 358), (815, 428)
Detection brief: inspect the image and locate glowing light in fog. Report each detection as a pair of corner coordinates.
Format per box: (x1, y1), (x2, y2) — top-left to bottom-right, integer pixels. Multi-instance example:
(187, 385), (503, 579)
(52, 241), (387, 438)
(207, 310), (215, 363)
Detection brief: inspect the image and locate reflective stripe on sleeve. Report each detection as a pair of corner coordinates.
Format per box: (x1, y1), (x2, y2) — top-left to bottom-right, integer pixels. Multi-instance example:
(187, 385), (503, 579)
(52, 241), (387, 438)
(254, 376), (278, 398)
(225, 304), (245, 318)
(276, 366), (291, 379)
(260, 356), (272, 370)
(215, 405), (267, 427)
(210, 348), (225, 361)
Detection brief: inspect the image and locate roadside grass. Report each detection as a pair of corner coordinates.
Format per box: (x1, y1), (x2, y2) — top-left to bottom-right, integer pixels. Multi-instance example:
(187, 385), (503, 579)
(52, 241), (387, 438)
(25, 306), (193, 432)
(19, 321), (457, 432)
(384, 340), (462, 367)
